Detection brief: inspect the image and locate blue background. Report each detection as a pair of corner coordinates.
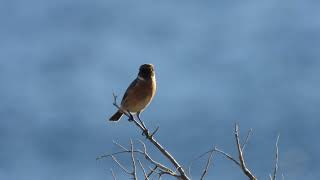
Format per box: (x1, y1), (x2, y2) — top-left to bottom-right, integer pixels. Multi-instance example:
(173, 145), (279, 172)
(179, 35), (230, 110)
(1, 0), (320, 179)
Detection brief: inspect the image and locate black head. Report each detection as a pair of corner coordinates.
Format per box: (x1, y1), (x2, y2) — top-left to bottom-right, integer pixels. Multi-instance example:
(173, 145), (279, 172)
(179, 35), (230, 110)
(138, 64), (155, 79)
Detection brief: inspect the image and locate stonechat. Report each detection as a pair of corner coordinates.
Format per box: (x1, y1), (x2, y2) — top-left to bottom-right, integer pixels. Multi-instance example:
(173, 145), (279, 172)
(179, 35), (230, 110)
(109, 64), (157, 121)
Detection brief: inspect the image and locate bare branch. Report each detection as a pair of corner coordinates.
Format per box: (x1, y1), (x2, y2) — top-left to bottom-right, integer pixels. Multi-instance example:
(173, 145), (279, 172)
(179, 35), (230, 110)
(98, 149), (174, 176)
(111, 155), (131, 175)
(189, 146), (239, 179)
(151, 126), (160, 137)
(98, 140), (179, 178)
(112, 92), (118, 104)
(138, 159), (149, 180)
(113, 140), (129, 151)
(130, 139), (137, 180)
(201, 126), (255, 180)
(200, 150), (214, 180)
(235, 124), (257, 180)
(214, 147), (240, 166)
(110, 168), (116, 180)
(188, 150), (209, 178)
(242, 128), (253, 152)
(147, 166), (158, 178)
(139, 123), (189, 179)
(270, 134), (280, 180)
(112, 93), (130, 118)
(188, 147), (217, 178)
(137, 113), (148, 130)
(137, 140), (177, 176)
(109, 93), (281, 180)
(112, 93), (121, 112)
(111, 94), (190, 180)
(97, 150), (139, 161)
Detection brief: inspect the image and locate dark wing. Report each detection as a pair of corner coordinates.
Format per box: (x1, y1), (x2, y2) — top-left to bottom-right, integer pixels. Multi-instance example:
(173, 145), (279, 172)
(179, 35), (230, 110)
(121, 78), (138, 104)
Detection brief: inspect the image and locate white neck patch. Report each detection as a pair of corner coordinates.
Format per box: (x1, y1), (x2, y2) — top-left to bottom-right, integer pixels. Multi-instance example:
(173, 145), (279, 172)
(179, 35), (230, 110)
(138, 76), (145, 81)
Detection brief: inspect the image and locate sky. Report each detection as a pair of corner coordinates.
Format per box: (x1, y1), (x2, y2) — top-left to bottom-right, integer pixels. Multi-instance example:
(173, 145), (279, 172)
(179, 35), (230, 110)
(1, 0), (320, 179)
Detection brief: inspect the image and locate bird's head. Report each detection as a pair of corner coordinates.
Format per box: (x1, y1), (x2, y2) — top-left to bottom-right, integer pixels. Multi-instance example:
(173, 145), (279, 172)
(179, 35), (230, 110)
(138, 64), (155, 80)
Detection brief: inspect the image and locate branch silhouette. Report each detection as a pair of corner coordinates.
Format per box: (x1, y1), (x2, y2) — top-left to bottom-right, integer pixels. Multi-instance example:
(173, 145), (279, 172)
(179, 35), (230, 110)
(99, 93), (283, 180)
(98, 93), (190, 180)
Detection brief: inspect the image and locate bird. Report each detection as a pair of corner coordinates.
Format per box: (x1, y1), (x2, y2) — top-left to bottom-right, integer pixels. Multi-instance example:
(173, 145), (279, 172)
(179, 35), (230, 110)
(109, 64), (157, 121)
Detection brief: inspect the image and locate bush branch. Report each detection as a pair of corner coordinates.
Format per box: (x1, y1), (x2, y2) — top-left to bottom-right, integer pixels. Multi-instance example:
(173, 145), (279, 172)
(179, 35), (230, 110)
(270, 134), (280, 180)
(110, 93), (190, 180)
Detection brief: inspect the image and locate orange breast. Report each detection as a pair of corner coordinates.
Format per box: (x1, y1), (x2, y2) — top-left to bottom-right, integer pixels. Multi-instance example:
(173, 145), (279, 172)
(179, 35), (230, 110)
(121, 77), (156, 113)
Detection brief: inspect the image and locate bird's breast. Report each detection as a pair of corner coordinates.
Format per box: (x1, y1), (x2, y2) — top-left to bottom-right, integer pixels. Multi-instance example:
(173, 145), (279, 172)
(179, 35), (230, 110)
(121, 77), (156, 113)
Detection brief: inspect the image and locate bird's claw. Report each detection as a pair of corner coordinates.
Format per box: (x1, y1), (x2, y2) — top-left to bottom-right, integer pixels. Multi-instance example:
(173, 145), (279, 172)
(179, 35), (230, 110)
(127, 111), (134, 121)
(142, 129), (149, 137)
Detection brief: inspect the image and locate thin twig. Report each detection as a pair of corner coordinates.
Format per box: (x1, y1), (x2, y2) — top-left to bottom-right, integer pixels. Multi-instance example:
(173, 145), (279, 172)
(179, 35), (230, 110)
(138, 159), (149, 180)
(130, 139), (137, 180)
(151, 126), (160, 137)
(188, 150), (210, 178)
(111, 93), (190, 180)
(188, 146), (239, 179)
(137, 140), (177, 176)
(111, 155), (131, 175)
(97, 150), (139, 160)
(113, 140), (129, 151)
(188, 147), (216, 178)
(112, 93), (133, 119)
(110, 168), (116, 180)
(200, 150), (214, 180)
(270, 134), (280, 180)
(242, 128), (253, 152)
(98, 140), (178, 177)
(188, 125), (257, 180)
(137, 114), (148, 130)
(235, 124), (256, 180)
(98, 148), (174, 176)
(147, 166), (158, 178)
(214, 147), (240, 166)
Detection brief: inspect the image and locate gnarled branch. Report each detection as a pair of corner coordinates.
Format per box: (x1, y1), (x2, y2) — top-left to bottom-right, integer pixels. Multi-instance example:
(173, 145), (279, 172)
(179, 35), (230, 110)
(108, 93), (190, 180)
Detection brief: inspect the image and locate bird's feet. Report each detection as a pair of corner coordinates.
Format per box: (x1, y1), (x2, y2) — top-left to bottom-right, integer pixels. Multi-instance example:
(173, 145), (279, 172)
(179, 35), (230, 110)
(142, 129), (149, 138)
(128, 114), (134, 121)
(127, 111), (134, 121)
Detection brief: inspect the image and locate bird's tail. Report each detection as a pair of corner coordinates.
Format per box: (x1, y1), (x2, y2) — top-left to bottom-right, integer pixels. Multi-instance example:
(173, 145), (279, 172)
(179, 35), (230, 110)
(109, 110), (123, 121)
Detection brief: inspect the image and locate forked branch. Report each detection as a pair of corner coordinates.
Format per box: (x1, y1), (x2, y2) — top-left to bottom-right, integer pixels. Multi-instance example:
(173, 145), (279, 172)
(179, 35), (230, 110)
(105, 93), (283, 180)
(108, 93), (190, 180)
(193, 124), (257, 180)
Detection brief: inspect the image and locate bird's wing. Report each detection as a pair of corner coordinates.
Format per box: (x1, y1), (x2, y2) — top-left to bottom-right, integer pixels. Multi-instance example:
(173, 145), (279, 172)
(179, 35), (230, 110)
(121, 78), (138, 105)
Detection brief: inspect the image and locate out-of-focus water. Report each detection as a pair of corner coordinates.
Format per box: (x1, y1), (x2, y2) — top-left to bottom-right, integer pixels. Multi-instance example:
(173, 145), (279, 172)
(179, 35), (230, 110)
(1, 0), (320, 179)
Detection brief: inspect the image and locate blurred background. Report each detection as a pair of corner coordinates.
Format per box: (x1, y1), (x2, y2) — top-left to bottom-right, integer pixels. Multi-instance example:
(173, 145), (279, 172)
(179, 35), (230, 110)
(1, 0), (320, 179)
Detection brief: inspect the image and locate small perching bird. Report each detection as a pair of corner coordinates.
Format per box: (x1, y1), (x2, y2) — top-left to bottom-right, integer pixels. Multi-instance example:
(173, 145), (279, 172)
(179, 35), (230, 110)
(109, 64), (157, 121)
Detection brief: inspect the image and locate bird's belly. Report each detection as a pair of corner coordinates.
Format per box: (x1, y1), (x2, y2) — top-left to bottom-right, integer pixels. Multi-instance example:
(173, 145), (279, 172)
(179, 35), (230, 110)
(122, 95), (152, 113)
(120, 76), (156, 113)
